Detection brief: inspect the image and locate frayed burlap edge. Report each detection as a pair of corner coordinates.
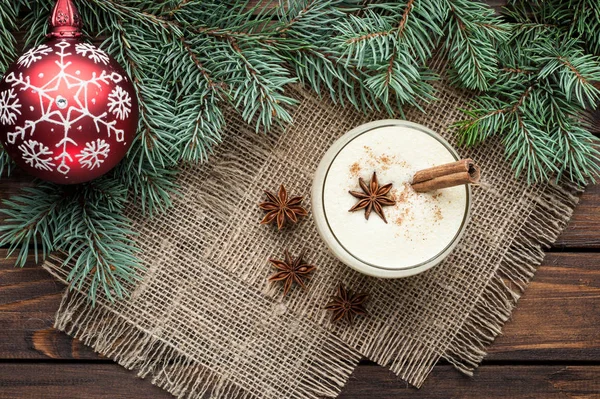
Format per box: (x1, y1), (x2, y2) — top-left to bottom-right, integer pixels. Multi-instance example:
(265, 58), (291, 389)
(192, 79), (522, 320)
(442, 180), (582, 375)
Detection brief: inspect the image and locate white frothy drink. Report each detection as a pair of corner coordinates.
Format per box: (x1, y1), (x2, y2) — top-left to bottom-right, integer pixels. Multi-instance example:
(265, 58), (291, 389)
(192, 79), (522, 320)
(320, 124), (468, 271)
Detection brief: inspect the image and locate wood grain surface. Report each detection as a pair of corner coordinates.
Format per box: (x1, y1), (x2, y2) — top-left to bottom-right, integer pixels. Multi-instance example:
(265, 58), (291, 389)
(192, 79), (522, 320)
(0, 364), (598, 399)
(1, 0), (600, 396)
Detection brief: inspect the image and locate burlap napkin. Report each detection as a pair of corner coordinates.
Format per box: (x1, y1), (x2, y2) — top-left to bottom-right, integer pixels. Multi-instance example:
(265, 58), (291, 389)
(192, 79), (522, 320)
(44, 65), (581, 398)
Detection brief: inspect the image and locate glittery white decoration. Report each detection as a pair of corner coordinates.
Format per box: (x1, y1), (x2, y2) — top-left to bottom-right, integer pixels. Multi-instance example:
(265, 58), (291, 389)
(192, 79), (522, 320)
(17, 44), (53, 68)
(0, 88), (21, 125)
(77, 139), (110, 170)
(18, 140), (55, 171)
(107, 86), (132, 120)
(75, 43), (110, 65)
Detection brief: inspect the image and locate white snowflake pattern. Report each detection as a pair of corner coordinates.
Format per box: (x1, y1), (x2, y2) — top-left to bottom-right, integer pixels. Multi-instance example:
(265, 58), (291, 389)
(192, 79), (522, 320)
(75, 43), (110, 65)
(76, 139), (110, 170)
(18, 140), (55, 171)
(17, 45), (53, 68)
(107, 86), (132, 120)
(4, 41), (126, 176)
(0, 88), (21, 125)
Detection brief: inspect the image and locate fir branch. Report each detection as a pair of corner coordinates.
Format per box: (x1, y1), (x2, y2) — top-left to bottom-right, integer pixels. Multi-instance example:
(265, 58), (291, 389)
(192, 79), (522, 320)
(274, 0), (381, 111)
(551, 117), (600, 184)
(334, 10), (396, 65)
(455, 82), (535, 145)
(288, 45), (380, 111)
(0, 179), (143, 303)
(364, 56), (436, 112)
(214, 37), (297, 131)
(504, 111), (557, 183)
(454, 98), (509, 146)
(174, 93), (224, 162)
(444, 0), (509, 90)
(20, 1), (53, 49)
(542, 88), (600, 183)
(334, 0), (444, 64)
(115, 162), (178, 217)
(276, 0), (326, 34)
(456, 1), (600, 184)
(332, 0), (445, 109)
(86, 0), (183, 37)
(504, 0), (572, 28)
(0, 183), (62, 267)
(178, 36), (229, 96)
(536, 39), (600, 108)
(456, 72), (600, 184)
(166, 37), (226, 162)
(4, 0), (600, 305)
(103, 22), (180, 172)
(569, 0), (600, 55)
(0, 0), (18, 73)
(167, 0), (276, 37)
(52, 179), (141, 303)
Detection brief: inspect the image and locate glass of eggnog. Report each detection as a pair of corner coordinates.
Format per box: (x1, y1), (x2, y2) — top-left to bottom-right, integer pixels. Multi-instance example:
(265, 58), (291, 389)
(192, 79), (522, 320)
(312, 120), (472, 278)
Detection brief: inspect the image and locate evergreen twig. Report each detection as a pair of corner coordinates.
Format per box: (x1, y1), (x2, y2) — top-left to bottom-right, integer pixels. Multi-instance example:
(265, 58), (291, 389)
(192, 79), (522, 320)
(455, 1), (600, 184)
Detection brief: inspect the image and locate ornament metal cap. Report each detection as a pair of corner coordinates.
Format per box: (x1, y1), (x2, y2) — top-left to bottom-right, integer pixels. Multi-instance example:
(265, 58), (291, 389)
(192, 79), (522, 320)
(48, 0), (83, 38)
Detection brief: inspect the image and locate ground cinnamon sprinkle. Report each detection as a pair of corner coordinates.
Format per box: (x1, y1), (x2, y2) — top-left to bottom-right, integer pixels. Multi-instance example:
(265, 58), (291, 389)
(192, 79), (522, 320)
(391, 184), (415, 228)
(391, 183), (412, 204)
(349, 162), (361, 177)
(377, 154), (394, 170)
(393, 208), (410, 227)
(433, 205), (443, 222)
(360, 146), (406, 171)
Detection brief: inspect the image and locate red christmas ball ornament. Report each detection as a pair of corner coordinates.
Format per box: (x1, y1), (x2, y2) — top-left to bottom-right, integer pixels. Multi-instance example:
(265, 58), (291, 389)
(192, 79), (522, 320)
(0, 0), (138, 184)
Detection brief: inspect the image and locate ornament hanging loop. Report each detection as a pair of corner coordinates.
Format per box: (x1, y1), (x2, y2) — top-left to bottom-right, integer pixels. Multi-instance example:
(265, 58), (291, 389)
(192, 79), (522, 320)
(48, 0), (83, 38)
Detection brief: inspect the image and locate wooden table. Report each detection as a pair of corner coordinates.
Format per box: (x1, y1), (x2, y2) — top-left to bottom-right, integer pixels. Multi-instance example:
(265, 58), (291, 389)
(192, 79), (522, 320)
(1, 0), (600, 393)
(2, 171), (600, 398)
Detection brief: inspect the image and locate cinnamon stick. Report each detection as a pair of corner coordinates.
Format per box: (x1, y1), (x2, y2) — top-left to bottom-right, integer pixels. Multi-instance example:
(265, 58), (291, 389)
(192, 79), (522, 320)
(411, 159), (481, 193)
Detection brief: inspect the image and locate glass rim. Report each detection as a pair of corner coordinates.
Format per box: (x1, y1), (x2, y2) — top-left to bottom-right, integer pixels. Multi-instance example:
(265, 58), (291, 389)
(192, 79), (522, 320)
(312, 119), (472, 278)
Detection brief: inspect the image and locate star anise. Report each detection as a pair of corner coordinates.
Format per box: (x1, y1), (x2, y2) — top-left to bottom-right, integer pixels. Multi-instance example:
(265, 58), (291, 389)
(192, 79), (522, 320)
(268, 249), (317, 296)
(325, 283), (369, 324)
(259, 185), (308, 230)
(348, 172), (395, 223)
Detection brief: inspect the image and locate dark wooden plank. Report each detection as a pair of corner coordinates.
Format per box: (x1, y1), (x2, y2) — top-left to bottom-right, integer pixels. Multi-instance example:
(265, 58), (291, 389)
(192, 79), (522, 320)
(0, 363), (597, 399)
(488, 252), (600, 361)
(554, 184), (600, 248)
(341, 364), (600, 398)
(0, 251), (100, 360)
(0, 363), (172, 399)
(1, 251), (599, 361)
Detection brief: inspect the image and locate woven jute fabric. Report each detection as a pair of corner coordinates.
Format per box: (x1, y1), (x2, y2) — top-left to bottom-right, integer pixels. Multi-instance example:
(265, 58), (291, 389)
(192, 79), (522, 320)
(43, 65), (582, 398)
